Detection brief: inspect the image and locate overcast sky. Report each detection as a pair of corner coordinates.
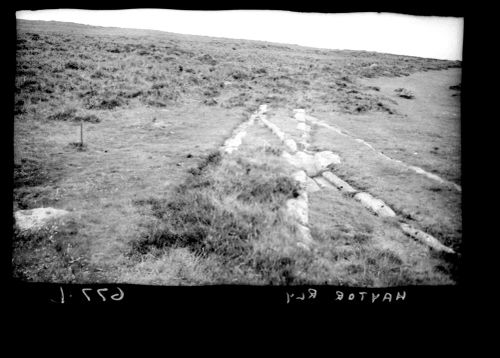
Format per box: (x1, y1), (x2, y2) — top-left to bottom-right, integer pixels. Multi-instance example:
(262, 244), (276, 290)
(16, 9), (463, 61)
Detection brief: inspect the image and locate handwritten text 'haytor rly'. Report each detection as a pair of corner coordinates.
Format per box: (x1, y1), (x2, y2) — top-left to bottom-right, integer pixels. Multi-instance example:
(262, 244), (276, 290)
(335, 290), (406, 303)
(285, 289), (407, 303)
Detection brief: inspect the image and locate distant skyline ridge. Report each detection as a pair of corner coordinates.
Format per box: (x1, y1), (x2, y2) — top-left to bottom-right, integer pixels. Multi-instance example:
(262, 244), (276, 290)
(16, 9), (463, 61)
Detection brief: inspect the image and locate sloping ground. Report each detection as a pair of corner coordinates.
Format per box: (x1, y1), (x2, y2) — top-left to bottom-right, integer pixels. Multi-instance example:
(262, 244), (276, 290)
(15, 19), (460, 120)
(122, 104), (457, 286)
(311, 68), (461, 184)
(12, 104), (246, 282)
(254, 106), (456, 285)
(310, 124), (461, 251)
(307, 69), (461, 253)
(13, 100), (459, 285)
(307, 188), (452, 285)
(12, 20), (461, 285)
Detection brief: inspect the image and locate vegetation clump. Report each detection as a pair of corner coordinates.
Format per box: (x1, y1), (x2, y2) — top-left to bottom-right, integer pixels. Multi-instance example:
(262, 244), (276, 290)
(15, 20), (460, 116)
(394, 87), (415, 99)
(47, 108), (101, 123)
(131, 150), (309, 284)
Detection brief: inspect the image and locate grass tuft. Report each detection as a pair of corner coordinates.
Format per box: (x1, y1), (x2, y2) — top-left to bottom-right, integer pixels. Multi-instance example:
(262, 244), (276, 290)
(67, 142), (87, 151)
(47, 108), (101, 123)
(131, 147), (308, 283)
(12, 219), (104, 283)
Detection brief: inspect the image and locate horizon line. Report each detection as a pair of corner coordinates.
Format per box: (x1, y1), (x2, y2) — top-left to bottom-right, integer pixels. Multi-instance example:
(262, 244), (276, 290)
(16, 11), (464, 61)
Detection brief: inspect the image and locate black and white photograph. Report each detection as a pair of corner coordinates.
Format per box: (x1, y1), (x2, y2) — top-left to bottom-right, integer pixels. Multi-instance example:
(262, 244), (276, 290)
(10, 6), (464, 304)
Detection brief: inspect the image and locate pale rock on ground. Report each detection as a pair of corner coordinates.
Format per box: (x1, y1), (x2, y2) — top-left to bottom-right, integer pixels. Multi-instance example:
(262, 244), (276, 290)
(313, 151), (341, 172)
(284, 138), (298, 152)
(283, 151), (340, 177)
(296, 121), (311, 151)
(297, 122), (310, 132)
(353, 192), (396, 218)
(294, 109), (306, 122)
(286, 192), (309, 226)
(260, 116), (286, 141)
(400, 223), (455, 254)
(313, 176), (339, 191)
(321, 171), (357, 194)
(15, 207), (70, 232)
(291, 170), (307, 186)
(295, 224), (314, 249)
(282, 151), (318, 176)
(221, 114), (256, 154)
(306, 176), (321, 193)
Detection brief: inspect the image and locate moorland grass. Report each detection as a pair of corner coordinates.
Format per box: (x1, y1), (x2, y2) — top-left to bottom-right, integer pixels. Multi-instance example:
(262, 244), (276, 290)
(12, 19), (462, 285)
(15, 19), (460, 122)
(129, 146), (448, 286)
(12, 218), (105, 283)
(130, 148), (315, 284)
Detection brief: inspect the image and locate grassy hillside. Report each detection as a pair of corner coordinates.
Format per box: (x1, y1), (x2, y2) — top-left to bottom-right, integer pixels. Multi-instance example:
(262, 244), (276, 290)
(12, 19), (462, 286)
(15, 19), (460, 119)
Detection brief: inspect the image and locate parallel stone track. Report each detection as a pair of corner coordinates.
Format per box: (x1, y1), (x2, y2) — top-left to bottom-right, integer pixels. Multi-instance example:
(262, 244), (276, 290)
(220, 112), (258, 154)
(232, 105), (456, 255)
(258, 105), (315, 250)
(304, 115), (462, 193)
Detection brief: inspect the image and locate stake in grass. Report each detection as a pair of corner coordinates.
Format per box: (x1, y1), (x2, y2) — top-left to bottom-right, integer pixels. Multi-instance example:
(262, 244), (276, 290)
(70, 121), (85, 151)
